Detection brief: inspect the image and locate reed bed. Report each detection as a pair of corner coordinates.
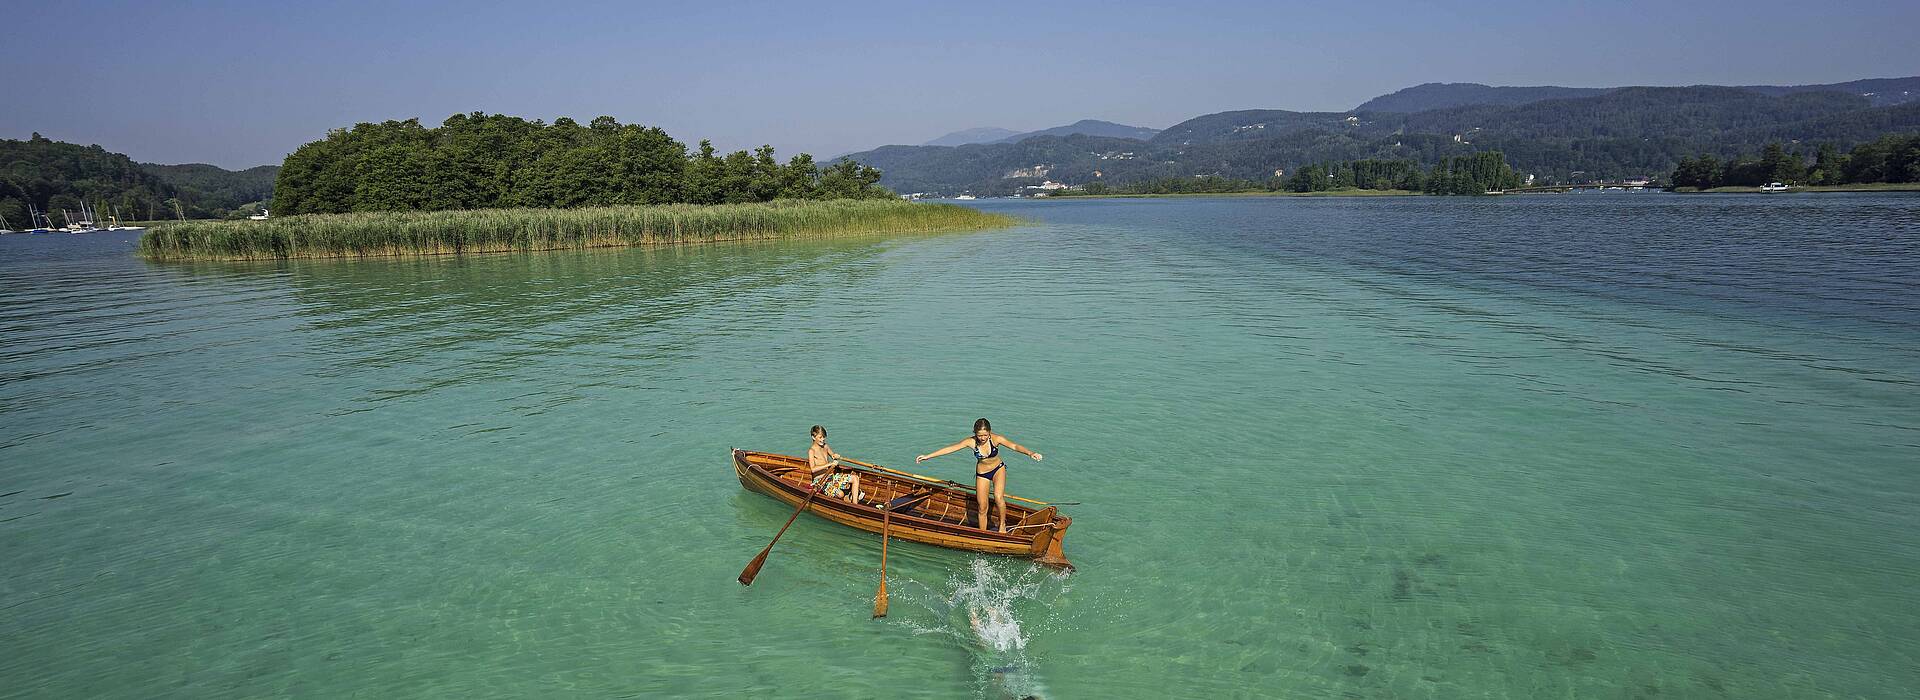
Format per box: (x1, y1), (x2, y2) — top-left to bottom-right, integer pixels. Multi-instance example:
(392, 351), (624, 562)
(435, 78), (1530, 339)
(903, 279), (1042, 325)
(138, 199), (1016, 261)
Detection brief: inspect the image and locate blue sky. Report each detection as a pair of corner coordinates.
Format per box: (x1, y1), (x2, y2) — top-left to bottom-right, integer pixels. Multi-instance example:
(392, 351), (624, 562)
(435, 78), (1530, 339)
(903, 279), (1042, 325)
(6, 0), (1917, 168)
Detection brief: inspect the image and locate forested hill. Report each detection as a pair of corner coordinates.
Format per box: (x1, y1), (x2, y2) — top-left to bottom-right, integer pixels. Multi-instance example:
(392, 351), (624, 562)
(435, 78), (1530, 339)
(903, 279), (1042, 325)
(920, 120), (1158, 148)
(991, 120), (1159, 144)
(139, 163), (279, 214)
(837, 78), (1920, 196)
(925, 127), (1021, 146)
(1355, 84), (1611, 113)
(2, 134), (176, 224)
(0, 134), (281, 223)
(1355, 77), (1920, 113)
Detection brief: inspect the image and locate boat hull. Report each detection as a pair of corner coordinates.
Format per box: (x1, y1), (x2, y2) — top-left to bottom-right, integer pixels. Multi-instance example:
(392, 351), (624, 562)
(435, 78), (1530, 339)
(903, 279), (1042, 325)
(732, 449), (1072, 569)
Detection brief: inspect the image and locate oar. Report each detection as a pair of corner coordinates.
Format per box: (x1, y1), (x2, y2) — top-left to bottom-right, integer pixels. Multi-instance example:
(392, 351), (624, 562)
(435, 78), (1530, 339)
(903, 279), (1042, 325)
(838, 457), (1080, 507)
(873, 491), (934, 619)
(873, 506), (893, 618)
(738, 490), (818, 586)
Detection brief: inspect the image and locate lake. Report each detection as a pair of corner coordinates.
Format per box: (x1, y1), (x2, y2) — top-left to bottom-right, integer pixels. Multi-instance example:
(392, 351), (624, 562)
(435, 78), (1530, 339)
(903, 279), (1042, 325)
(2, 193), (1916, 698)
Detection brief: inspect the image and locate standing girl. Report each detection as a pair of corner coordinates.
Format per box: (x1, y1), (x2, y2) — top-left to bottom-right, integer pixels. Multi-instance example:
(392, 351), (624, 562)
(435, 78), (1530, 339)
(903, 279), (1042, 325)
(917, 418), (1042, 532)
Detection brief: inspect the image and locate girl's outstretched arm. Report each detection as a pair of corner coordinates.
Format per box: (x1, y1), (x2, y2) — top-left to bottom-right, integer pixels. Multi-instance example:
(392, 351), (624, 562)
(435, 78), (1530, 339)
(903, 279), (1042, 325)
(916, 439), (973, 463)
(996, 434), (1043, 461)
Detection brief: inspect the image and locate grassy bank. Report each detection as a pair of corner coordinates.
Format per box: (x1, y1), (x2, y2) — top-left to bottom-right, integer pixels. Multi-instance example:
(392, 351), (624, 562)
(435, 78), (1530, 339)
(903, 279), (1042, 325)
(138, 199), (1016, 261)
(1049, 188), (1420, 200)
(1671, 183), (1920, 193)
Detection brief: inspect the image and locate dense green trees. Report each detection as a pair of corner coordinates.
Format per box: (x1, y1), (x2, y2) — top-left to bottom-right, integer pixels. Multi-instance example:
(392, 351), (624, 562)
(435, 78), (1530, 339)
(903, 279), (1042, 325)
(1, 133), (180, 224)
(1670, 135), (1920, 188)
(1285, 159), (1424, 192)
(138, 164), (278, 218)
(1052, 153), (1517, 196)
(1424, 152), (1523, 194)
(0, 134), (281, 224)
(271, 113), (890, 215)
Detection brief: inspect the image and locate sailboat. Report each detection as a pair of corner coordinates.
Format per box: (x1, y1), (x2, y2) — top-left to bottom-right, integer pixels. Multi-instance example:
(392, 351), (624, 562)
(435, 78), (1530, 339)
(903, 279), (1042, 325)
(26, 204), (58, 234)
(105, 205), (144, 232)
(1, 212), (15, 234)
(64, 201), (106, 233)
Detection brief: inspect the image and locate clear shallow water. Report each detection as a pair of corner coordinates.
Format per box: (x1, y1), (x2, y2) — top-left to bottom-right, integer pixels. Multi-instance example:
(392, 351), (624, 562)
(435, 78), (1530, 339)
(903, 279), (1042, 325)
(2, 194), (1917, 698)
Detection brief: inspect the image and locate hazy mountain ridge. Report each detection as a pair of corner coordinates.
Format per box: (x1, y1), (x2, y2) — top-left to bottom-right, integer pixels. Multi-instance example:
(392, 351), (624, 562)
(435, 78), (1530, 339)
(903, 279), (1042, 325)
(1152, 110), (1356, 145)
(918, 120), (1158, 149)
(1356, 83), (1611, 112)
(840, 76), (1920, 195)
(924, 127), (1021, 146)
(991, 120), (1158, 144)
(1357, 77), (1920, 112)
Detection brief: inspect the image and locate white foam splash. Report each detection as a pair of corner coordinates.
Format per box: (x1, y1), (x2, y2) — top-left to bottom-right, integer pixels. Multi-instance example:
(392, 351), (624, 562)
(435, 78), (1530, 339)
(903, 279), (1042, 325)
(955, 558), (1032, 652)
(883, 557), (1070, 698)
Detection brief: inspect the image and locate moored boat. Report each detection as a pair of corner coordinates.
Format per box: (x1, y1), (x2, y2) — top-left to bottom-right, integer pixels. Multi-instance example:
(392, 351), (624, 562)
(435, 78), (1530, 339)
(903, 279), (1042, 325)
(731, 449), (1073, 570)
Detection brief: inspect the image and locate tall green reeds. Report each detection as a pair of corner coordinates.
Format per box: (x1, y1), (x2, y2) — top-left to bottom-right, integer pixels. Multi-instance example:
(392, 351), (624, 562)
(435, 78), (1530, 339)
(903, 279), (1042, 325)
(138, 200), (1015, 261)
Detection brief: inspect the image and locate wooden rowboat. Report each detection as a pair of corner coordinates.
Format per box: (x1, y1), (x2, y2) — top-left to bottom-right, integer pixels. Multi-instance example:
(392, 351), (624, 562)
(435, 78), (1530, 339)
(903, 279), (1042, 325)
(732, 449), (1073, 570)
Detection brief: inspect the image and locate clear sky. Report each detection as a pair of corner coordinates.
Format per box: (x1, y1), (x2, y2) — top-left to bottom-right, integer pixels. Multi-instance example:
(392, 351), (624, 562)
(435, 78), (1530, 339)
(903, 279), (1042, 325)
(7, 0), (1917, 169)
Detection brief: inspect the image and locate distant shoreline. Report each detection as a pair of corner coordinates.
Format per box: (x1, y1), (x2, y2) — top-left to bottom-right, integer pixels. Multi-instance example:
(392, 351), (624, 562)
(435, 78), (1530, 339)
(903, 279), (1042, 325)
(1033, 189), (1421, 200)
(1669, 183), (1920, 194)
(1015, 183), (1920, 200)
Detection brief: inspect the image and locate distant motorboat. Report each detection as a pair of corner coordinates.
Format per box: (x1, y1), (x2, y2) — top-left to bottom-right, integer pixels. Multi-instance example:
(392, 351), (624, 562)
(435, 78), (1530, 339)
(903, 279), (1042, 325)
(1760, 182), (1790, 192)
(953, 195), (976, 200)
(249, 208), (270, 221)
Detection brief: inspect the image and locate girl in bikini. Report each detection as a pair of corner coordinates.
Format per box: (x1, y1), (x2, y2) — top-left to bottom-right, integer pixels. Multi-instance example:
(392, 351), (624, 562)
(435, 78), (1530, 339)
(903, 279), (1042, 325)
(916, 418), (1042, 532)
(808, 425), (861, 503)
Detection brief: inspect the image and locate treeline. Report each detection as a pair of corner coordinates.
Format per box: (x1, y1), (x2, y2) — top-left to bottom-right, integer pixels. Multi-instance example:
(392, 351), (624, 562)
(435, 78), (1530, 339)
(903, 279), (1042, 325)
(0, 134), (286, 224)
(2, 134), (180, 225)
(272, 113), (891, 216)
(1071, 175), (1266, 195)
(1060, 152), (1519, 196)
(1288, 153), (1517, 194)
(1671, 135), (1920, 188)
(1420, 152), (1525, 194)
(140, 163), (279, 218)
(1284, 159), (1423, 192)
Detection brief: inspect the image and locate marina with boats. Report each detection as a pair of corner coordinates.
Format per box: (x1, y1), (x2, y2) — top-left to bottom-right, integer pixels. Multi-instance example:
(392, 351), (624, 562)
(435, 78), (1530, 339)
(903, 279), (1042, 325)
(7, 201), (144, 234)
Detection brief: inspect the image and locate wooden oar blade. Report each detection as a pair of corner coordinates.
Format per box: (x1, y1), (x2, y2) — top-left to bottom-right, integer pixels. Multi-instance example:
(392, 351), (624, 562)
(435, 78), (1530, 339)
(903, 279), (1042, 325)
(739, 492), (816, 587)
(738, 547), (771, 586)
(873, 580), (889, 618)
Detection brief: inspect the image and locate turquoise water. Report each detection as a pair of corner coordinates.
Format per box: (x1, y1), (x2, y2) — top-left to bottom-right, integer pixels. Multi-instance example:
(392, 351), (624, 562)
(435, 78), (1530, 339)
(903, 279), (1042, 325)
(2, 194), (1917, 698)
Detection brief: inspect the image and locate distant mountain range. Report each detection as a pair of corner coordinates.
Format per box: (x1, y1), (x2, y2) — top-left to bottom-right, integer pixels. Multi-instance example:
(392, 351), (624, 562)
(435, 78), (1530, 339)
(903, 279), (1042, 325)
(1358, 77), (1920, 112)
(844, 76), (1920, 195)
(924, 127), (1023, 146)
(922, 119), (1159, 147)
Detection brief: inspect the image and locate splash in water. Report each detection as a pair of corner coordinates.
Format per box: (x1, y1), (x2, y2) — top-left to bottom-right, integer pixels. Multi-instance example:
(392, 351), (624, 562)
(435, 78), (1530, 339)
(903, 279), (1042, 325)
(890, 557), (1069, 699)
